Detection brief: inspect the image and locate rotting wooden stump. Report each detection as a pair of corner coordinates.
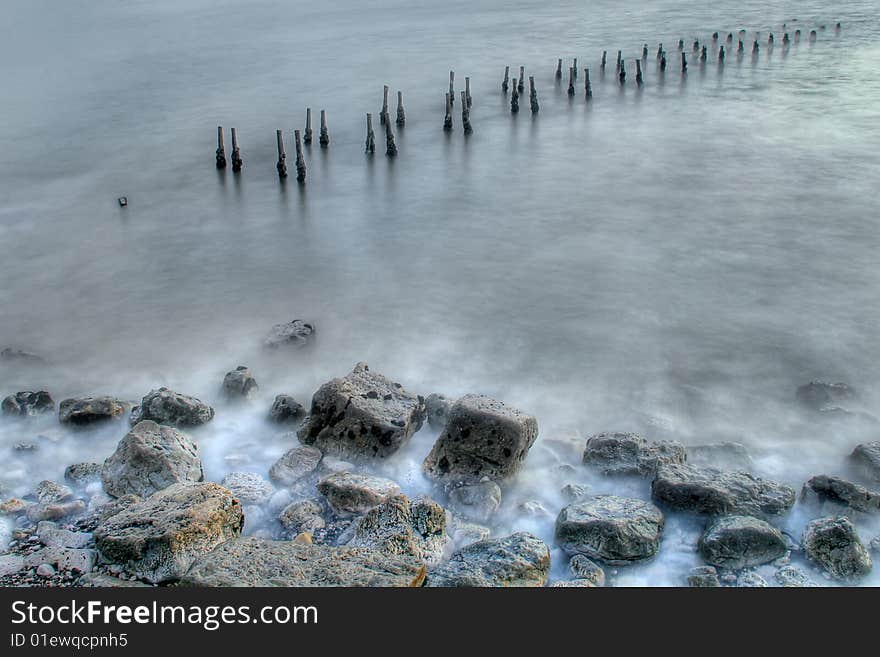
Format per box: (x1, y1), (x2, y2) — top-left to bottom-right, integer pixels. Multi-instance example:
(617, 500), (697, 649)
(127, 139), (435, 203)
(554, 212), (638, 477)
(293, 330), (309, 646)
(518, 66), (525, 92)
(294, 129), (306, 183)
(556, 58), (562, 79)
(660, 53), (667, 72)
(449, 71), (455, 105)
(396, 91), (406, 127)
(381, 85), (389, 125)
(681, 51), (688, 73)
(304, 108), (313, 144)
(719, 45), (725, 64)
(510, 81), (519, 113)
(231, 127), (243, 172)
(443, 92), (453, 130)
(501, 65), (510, 92)
(216, 126), (227, 169)
(642, 44), (648, 60)
(572, 58), (577, 77)
(601, 50), (607, 73)
(276, 129), (287, 179)
(529, 75), (539, 113)
(584, 68), (592, 98)
(636, 59), (643, 86)
(567, 66), (575, 96)
(657, 44), (663, 60)
(618, 59), (626, 85)
(700, 45), (707, 62)
(461, 91), (472, 135)
(385, 121), (398, 157)
(465, 76), (472, 108)
(319, 110), (329, 147)
(616, 50), (622, 73)
(365, 113), (375, 154)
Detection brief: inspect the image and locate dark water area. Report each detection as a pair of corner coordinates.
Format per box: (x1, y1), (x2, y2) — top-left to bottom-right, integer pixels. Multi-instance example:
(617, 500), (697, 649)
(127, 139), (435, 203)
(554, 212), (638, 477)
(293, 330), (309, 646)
(1, 1), (879, 584)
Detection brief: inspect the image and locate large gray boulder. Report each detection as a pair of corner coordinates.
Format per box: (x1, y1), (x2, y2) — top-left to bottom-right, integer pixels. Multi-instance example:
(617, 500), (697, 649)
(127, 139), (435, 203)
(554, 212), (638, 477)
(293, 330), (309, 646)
(555, 496), (664, 563)
(101, 421), (203, 498)
(316, 471), (400, 516)
(298, 363), (426, 459)
(221, 366), (258, 400)
(59, 396), (130, 425)
(651, 464), (796, 517)
(802, 516), (872, 580)
(850, 442), (880, 484)
(268, 446), (323, 486)
(423, 394), (538, 482)
(427, 532), (550, 587)
(263, 319), (315, 349)
(802, 474), (880, 513)
(697, 515), (787, 569)
(180, 537), (425, 587)
(130, 388), (214, 428)
(2, 391), (54, 417)
(582, 432), (686, 477)
(93, 482), (243, 583)
(345, 495), (449, 565)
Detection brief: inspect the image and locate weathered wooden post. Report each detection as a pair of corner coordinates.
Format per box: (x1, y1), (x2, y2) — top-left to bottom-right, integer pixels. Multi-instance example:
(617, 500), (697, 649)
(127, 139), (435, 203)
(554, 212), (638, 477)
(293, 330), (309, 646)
(381, 85), (389, 125)
(231, 128), (243, 172)
(365, 113), (375, 153)
(461, 91), (472, 134)
(768, 33), (774, 46)
(385, 120), (397, 157)
(677, 39), (684, 51)
(518, 66), (525, 92)
(396, 91), (406, 127)
(529, 75), (539, 113)
(294, 129), (306, 183)
(712, 32), (719, 42)
(616, 50), (622, 73)
(584, 68), (592, 98)
(449, 71), (455, 105)
(835, 22), (841, 34)
(619, 59), (626, 85)
(510, 81), (519, 113)
(642, 44), (648, 60)
(809, 30), (817, 42)
(718, 45), (725, 64)
(216, 126), (227, 169)
(276, 129), (287, 179)
(444, 92), (454, 129)
(465, 77), (472, 107)
(567, 66), (575, 95)
(556, 58), (563, 79)
(783, 33), (790, 46)
(304, 108), (313, 144)
(635, 59), (643, 85)
(502, 65), (510, 92)
(700, 45), (707, 62)
(660, 53), (667, 72)
(737, 39), (744, 55)
(726, 32), (733, 45)
(752, 39), (759, 55)
(657, 44), (663, 60)
(572, 58), (577, 77)
(319, 110), (329, 147)
(681, 51), (687, 73)
(601, 50), (607, 73)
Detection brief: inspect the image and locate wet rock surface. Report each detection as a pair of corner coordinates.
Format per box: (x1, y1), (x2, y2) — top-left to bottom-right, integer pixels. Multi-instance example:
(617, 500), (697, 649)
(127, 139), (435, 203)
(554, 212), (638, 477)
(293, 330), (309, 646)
(298, 363), (426, 459)
(268, 394), (305, 423)
(850, 442), (880, 484)
(59, 396), (130, 425)
(796, 381), (857, 411)
(180, 536), (426, 587)
(582, 432), (686, 477)
(221, 472), (275, 505)
(775, 565), (817, 587)
(317, 471), (400, 516)
(687, 565), (721, 587)
(555, 495), (664, 563)
(2, 391), (54, 417)
(130, 388), (214, 428)
(221, 366), (258, 400)
(802, 474), (880, 513)
(268, 445), (323, 486)
(64, 463), (103, 487)
(423, 394), (538, 482)
(446, 480), (502, 523)
(263, 319), (315, 349)
(427, 532), (550, 587)
(101, 420), (203, 498)
(651, 464), (796, 517)
(425, 393), (452, 430)
(802, 516), (872, 581)
(698, 515), (787, 570)
(568, 554), (605, 586)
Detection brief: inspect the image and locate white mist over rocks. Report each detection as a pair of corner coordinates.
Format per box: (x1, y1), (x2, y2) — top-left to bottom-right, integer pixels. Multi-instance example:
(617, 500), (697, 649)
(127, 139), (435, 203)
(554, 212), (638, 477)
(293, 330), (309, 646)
(1, 1), (879, 586)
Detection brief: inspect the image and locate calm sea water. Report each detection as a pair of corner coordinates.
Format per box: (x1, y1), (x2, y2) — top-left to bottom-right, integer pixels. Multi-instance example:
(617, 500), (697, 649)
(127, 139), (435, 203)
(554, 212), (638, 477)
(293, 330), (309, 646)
(1, 1), (879, 585)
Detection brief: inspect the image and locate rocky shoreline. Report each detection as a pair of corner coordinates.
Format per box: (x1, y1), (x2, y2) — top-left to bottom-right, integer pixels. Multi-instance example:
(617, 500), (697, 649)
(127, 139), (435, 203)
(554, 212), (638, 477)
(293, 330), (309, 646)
(2, 334), (879, 587)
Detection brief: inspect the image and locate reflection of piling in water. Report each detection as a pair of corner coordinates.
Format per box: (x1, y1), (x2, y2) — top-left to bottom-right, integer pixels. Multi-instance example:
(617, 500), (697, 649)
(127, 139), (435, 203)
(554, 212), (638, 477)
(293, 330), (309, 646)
(294, 129), (306, 183)
(365, 113), (375, 154)
(584, 68), (592, 98)
(700, 45), (707, 62)
(510, 80), (519, 113)
(216, 126), (227, 169)
(660, 53), (667, 72)
(465, 77), (472, 107)
(444, 92), (454, 129)
(567, 66), (575, 95)
(231, 128), (243, 172)
(319, 110), (329, 147)
(501, 66), (510, 92)
(449, 71), (455, 105)
(275, 129), (287, 179)
(681, 52), (687, 73)
(794, 30), (801, 43)
(635, 59), (643, 86)
(396, 91), (406, 127)
(381, 85), (389, 125)
(518, 66), (525, 92)
(809, 30), (817, 42)
(461, 91), (472, 134)
(556, 59), (563, 79)
(385, 120), (398, 157)
(737, 40), (744, 55)
(752, 39), (759, 55)
(726, 32), (733, 45)
(529, 76), (539, 113)
(657, 44), (663, 60)
(718, 45), (725, 65)
(304, 108), (313, 144)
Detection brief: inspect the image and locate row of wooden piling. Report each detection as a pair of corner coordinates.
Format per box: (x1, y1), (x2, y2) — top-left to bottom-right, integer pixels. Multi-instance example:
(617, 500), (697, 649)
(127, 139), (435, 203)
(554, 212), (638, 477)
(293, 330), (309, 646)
(214, 23), (840, 181)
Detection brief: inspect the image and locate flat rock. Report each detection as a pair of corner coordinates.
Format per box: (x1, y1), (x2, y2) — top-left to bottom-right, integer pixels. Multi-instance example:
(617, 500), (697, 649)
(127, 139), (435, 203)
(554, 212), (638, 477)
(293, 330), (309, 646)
(550, 578), (599, 587)
(555, 495), (664, 563)
(221, 472), (274, 505)
(37, 522), (93, 549)
(0, 498), (30, 516)
(688, 442), (753, 471)
(24, 547), (96, 573)
(64, 462), (103, 487)
(345, 495), (448, 566)
(263, 319), (315, 349)
(427, 532), (550, 587)
(221, 366), (258, 400)
(268, 446), (323, 486)
(180, 537), (425, 587)
(26, 500), (86, 522)
(59, 396), (129, 425)
(423, 394), (538, 482)
(582, 432), (686, 477)
(130, 388), (214, 427)
(802, 516), (872, 581)
(796, 381), (856, 411)
(651, 464), (796, 517)
(802, 474), (880, 513)
(298, 363), (426, 459)
(316, 471), (400, 516)
(93, 482), (243, 583)
(850, 442), (880, 484)
(698, 515), (787, 569)
(0, 554), (25, 577)
(2, 391), (54, 416)
(102, 420), (203, 498)
(425, 393), (452, 430)
(268, 394), (305, 423)
(446, 481), (501, 523)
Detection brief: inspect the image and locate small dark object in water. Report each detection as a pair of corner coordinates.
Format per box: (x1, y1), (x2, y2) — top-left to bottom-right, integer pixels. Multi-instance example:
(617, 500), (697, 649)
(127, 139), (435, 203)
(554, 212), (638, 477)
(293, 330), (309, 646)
(555, 58), (562, 79)
(215, 126), (226, 169)
(642, 44), (648, 60)
(303, 108), (313, 144)
(444, 92), (454, 129)
(118, 197), (127, 207)
(726, 32), (733, 45)
(572, 58), (577, 77)
(835, 22), (841, 33)
(768, 33), (774, 46)
(601, 50), (607, 71)
(465, 76), (472, 107)
(396, 91), (405, 127)
(718, 45), (725, 63)
(294, 129), (306, 183)
(567, 66), (575, 95)
(275, 129), (287, 179)
(230, 127), (243, 172)
(616, 49), (622, 72)
(795, 29), (801, 43)
(656, 43), (663, 60)
(365, 113), (375, 154)
(783, 33), (790, 46)
(318, 110), (329, 147)
(692, 39), (699, 53)
(809, 30), (817, 42)
(752, 39), (760, 54)
(501, 65), (510, 92)
(677, 39), (684, 51)
(712, 32), (719, 41)
(737, 40), (744, 55)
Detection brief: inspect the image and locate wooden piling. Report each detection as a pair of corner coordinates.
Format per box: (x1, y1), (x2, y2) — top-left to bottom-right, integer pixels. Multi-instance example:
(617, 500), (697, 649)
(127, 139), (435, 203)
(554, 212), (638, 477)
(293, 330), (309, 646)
(737, 40), (744, 55)
(768, 33), (774, 46)
(381, 85), (389, 125)
(584, 68), (592, 98)
(319, 110), (329, 147)
(449, 71), (455, 105)
(231, 127), (243, 172)
(465, 76), (472, 107)
(692, 39), (699, 53)
(276, 129), (287, 179)
(718, 45), (725, 64)
(635, 59), (643, 85)
(657, 44), (663, 60)
(510, 81), (519, 113)
(572, 58), (577, 77)
(700, 45), (707, 62)
(794, 30), (801, 43)
(461, 91), (473, 134)
(396, 91), (406, 127)
(642, 44), (648, 60)
(752, 39), (759, 54)
(304, 108), (313, 144)
(726, 33), (733, 45)
(616, 50), (622, 73)
(216, 126), (227, 169)
(601, 50), (607, 72)
(681, 52), (687, 73)
(567, 66), (575, 96)
(518, 66), (525, 92)
(502, 66), (510, 92)
(660, 53), (667, 72)
(444, 92), (454, 130)
(556, 58), (563, 79)
(385, 121), (398, 157)
(365, 113), (375, 153)
(529, 75), (539, 113)
(809, 30), (817, 42)
(619, 59), (626, 85)
(677, 39), (684, 51)
(294, 129), (306, 183)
